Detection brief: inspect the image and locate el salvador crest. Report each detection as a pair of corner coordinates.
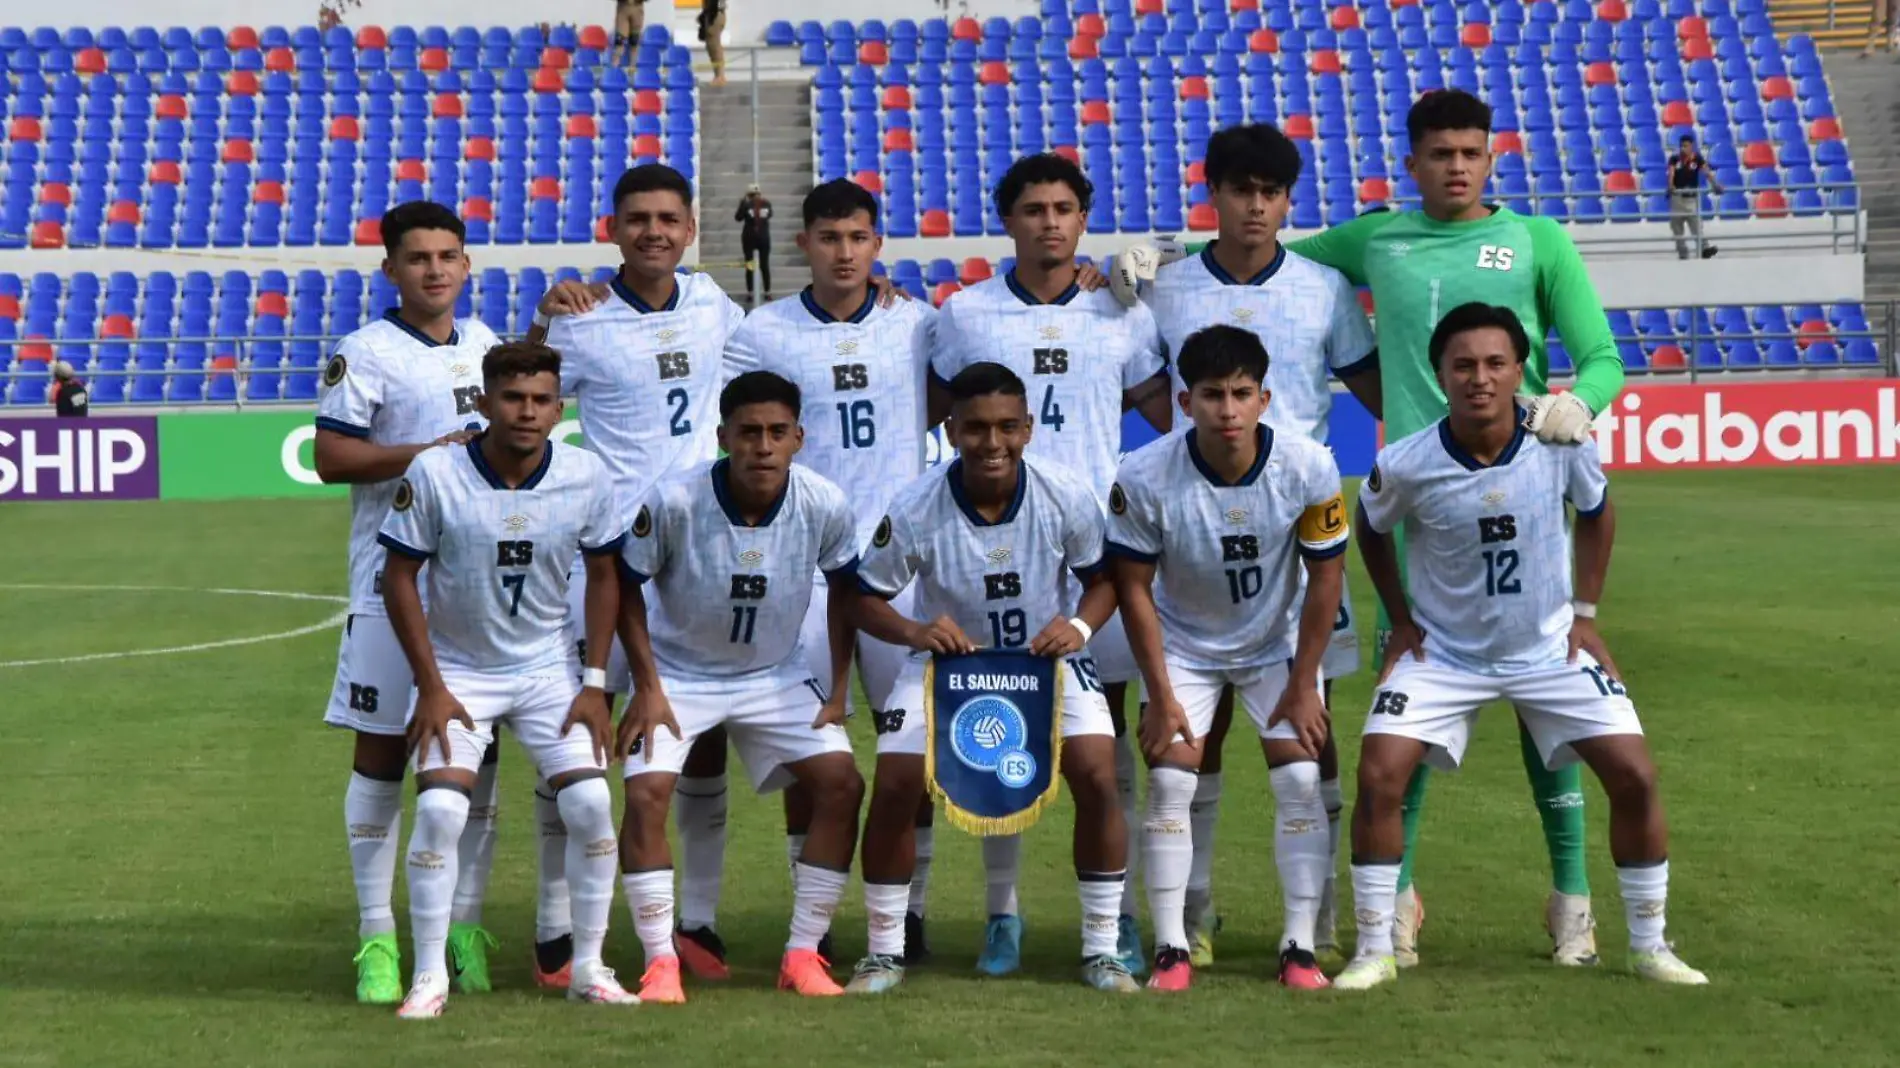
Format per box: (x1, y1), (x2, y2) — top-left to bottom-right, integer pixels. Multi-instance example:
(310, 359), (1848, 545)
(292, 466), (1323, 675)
(925, 649), (1063, 835)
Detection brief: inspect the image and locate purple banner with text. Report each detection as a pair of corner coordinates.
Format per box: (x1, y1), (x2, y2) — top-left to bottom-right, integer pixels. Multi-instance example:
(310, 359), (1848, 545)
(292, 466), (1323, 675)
(0, 417), (161, 501)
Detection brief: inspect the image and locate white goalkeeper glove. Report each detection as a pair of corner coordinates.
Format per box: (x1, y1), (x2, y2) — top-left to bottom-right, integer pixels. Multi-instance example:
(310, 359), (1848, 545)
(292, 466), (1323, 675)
(1107, 235), (1193, 307)
(1524, 392), (1595, 444)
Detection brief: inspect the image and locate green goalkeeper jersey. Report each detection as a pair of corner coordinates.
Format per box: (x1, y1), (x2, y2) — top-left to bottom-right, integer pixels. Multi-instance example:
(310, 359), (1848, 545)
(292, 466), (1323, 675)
(1282, 206), (1625, 440)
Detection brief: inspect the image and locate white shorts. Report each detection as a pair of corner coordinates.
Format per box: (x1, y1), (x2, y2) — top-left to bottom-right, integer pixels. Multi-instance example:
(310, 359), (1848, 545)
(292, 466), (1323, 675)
(1088, 610), (1139, 686)
(412, 668), (604, 780)
(566, 559), (633, 693)
(625, 679), (854, 793)
(798, 580), (913, 713)
(1162, 658), (1322, 745)
(323, 613), (415, 736)
(874, 652), (1116, 757)
(1361, 653), (1643, 771)
(1322, 572), (1361, 679)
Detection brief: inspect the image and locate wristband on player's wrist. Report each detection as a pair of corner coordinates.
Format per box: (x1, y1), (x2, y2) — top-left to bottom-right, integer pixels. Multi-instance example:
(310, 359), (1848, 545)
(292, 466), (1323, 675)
(531, 309), (551, 330)
(1068, 617), (1094, 645)
(581, 667), (608, 690)
(1572, 600), (1599, 619)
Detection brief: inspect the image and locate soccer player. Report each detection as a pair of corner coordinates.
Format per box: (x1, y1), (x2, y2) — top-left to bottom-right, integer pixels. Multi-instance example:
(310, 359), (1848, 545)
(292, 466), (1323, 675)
(1335, 303), (1706, 990)
(846, 362), (1136, 994)
(614, 371), (866, 1003)
(1140, 123), (1379, 966)
(1109, 325), (1347, 992)
(929, 153), (1172, 976)
(378, 341), (636, 1018)
(313, 201), (509, 1004)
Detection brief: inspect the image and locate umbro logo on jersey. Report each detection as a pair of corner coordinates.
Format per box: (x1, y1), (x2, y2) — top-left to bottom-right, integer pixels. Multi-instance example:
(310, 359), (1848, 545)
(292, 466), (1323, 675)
(1038, 325), (1062, 340)
(450, 363), (470, 376)
(1231, 308), (1256, 323)
(503, 514), (528, 531)
(739, 549), (765, 565)
(836, 340), (859, 355)
(987, 547), (1011, 563)
(654, 329), (679, 343)
(1482, 490), (1508, 505)
(1225, 508), (1249, 524)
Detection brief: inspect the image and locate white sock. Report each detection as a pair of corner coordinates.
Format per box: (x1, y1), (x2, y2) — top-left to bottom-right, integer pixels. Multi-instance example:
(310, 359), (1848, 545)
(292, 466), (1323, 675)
(1185, 771), (1222, 926)
(674, 774), (727, 931)
(1115, 733), (1141, 916)
(556, 778), (618, 966)
(1617, 861), (1670, 952)
(788, 863), (848, 952)
(1350, 862), (1401, 958)
(1078, 871), (1125, 958)
(533, 783), (572, 943)
(621, 869), (677, 965)
(450, 757), (500, 925)
(1270, 762), (1328, 952)
(908, 826), (933, 917)
(1320, 776), (1344, 924)
(407, 788), (470, 978)
(983, 835), (1021, 916)
(344, 772), (403, 940)
(785, 832), (807, 887)
(865, 881), (909, 958)
(1143, 766), (1197, 952)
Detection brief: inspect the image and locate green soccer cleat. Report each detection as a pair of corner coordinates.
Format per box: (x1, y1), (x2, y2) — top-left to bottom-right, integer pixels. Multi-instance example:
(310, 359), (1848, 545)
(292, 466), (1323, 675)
(1332, 952), (1399, 992)
(353, 933), (403, 1005)
(447, 923), (499, 994)
(1186, 913), (1222, 968)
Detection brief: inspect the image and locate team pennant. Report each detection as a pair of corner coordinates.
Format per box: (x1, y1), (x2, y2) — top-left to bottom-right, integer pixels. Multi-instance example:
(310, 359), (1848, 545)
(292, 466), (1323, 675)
(925, 649), (1063, 836)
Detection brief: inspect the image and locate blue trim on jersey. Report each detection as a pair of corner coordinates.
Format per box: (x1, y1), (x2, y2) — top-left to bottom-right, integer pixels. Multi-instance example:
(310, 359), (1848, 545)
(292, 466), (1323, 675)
(1335, 348), (1380, 379)
(314, 415), (371, 439)
(616, 556), (652, 585)
(823, 555), (862, 581)
(464, 435), (553, 491)
(381, 308), (460, 347)
(856, 574), (898, 599)
(945, 458), (1028, 526)
(1574, 491), (1609, 519)
(1071, 557), (1106, 580)
(1186, 425), (1273, 487)
(377, 531), (432, 560)
(1199, 242), (1287, 286)
(581, 532), (628, 556)
(1003, 268), (1080, 306)
(611, 273), (681, 314)
(1299, 540), (1350, 561)
(1105, 540), (1160, 564)
(800, 286), (876, 324)
(1438, 410), (1528, 471)
(710, 457), (789, 528)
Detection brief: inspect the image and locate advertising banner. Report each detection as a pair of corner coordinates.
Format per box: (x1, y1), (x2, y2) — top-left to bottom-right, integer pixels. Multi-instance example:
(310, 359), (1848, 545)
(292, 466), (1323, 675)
(0, 416), (160, 501)
(1592, 379), (1900, 470)
(156, 411), (348, 500)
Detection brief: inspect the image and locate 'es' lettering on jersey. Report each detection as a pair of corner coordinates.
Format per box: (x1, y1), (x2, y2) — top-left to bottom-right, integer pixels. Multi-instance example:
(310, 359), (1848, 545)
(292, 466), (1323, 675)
(657, 351), (692, 380)
(831, 363), (869, 390)
(1476, 245), (1516, 270)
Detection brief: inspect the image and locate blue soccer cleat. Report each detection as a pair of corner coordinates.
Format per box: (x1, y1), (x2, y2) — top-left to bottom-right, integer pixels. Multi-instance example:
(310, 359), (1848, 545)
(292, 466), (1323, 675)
(1116, 914), (1146, 977)
(976, 914), (1023, 977)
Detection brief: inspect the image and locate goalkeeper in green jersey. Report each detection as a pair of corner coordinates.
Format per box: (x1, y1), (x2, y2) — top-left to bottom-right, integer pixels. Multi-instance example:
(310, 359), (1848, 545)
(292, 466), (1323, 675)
(1113, 89), (1626, 970)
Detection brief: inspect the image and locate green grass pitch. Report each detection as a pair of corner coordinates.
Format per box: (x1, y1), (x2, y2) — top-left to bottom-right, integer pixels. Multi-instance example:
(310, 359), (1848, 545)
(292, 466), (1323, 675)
(2, 467), (1896, 1067)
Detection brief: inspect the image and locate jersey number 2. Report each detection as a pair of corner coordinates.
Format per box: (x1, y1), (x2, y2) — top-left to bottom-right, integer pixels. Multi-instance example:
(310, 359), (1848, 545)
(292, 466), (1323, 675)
(667, 387), (691, 436)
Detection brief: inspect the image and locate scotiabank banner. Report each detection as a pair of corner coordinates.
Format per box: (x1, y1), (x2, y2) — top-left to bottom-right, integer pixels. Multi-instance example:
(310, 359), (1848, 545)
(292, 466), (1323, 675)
(1592, 379), (1900, 469)
(0, 416), (160, 500)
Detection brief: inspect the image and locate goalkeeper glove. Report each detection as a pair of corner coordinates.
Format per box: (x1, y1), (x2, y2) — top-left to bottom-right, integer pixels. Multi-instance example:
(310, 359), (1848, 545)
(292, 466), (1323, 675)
(1524, 392), (1595, 444)
(1106, 235), (1194, 307)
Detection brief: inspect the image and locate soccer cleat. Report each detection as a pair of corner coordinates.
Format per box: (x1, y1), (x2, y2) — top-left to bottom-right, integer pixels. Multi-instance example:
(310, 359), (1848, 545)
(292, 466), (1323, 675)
(354, 933), (403, 1005)
(1332, 952), (1399, 991)
(845, 953), (906, 995)
(674, 925), (731, 981)
(532, 935), (573, 990)
(1146, 946), (1192, 992)
(975, 914), (1024, 977)
(1116, 914), (1146, 977)
(904, 912), (932, 965)
(1316, 889), (1343, 965)
(446, 922), (498, 993)
(1080, 953), (1142, 993)
(1278, 944), (1331, 990)
(1631, 946), (1709, 985)
(567, 959), (641, 1005)
(1186, 912), (1222, 968)
(396, 971), (449, 1019)
(778, 949), (845, 996)
(1393, 885), (1424, 968)
(637, 955), (687, 1004)
(1546, 891), (1600, 966)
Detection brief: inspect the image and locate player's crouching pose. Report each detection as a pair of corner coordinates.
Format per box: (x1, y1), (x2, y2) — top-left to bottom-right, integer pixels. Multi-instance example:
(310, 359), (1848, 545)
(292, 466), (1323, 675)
(378, 342), (637, 1019)
(845, 362), (1137, 994)
(1334, 304), (1707, 991)
(613, 371), (866, 1003)
(1109, 326), (1348, 993)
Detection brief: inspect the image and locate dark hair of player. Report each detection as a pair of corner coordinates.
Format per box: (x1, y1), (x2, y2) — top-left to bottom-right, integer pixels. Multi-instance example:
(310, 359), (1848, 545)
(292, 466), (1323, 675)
(1176, 324), (1270, 388)
(1406, 89), (1493, 146)
(946, 361), (1028, 405)
(1429, 302), (1531, 371)
(720, 370), (803, 420)
(993, 152), (1094, 218)
(483, 340), (562, 386)
(803, 178), (880, 229)
(381, 201), (465, 256)
(1204, 123), (1303, 191)
(612, 163), (694, 212)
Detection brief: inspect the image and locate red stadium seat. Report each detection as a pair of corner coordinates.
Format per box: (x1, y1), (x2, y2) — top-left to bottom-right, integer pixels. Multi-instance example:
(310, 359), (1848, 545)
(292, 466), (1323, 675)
(356, 26), (388, 49)
(8, 117), (42, 142)
(30, 221), (64, 249)
(155, 95), (188, 120)
(952, 17), (982, 40)
(1809, 117), (1842, 141)
(1081, 100), (1112, 124)
(1185, 160), (1207, 183)
(1284, 114), (1315, 138)
(253, 181), (284, 204)
(1180, 76), (1209, 100)
(1310, 49), (1341, 73)
(329, 116), (360, 140)
(1681, 36), (1712, 59)
(633, 90), (664, 114)
(1460, 23), (1491, 47)
(354, 218), (382, 246)
(1649, 344), (1684, 369)
(264, 47), (294, 72)
(76, 48), (105, 75)
(1753, 190), (1788, 217)
(0, 295), (18, 320)
(1358, 290), (1375, 315)
(1136, 0), (1164, 13)
(1249, 29), (1279, 52)
(1676, 15), (1708, 39)
(1231, 0), (1260, 9)
(464, 137), (496, 161)
(530, 177), (562, 200)
(1076, 13), (1106, 37)
(19, 336), (53, 362)
(1661, 100), (1694, 126)
(580, 25), (610, 50)
(1188, 204), (1219, 230)
(1389, 0), (1418, 7)
(1052, 144), (1080, 163)
(860, 41), (889, 65)
(149, 160), (181, 184)
(1796, 319), (1831, 347)
(931, 281), (961, 306)
(227, 71), (259, 96)
(1584, 61), (1616, 86)
(228, 26), (260, 49)
(1331, 6), (1360, 29)
(882, 85), (912, 109)
(532, 67), (563, 93)
(1741, 141), (1775, 168)
(960, 257), (994, 284)
(1761, 75), (1794, 100)
(255, 293), (288, 318)
(540, 47), (572, 70)
(633, 134), (662, 158)
(1492, 130), (1523, 153)
(920, 209), (952, 237)
(39, 183), (70, 206)
(1606, 170), (1637, 192)
(107, 200), (140, 223)
(853, 169), (882, 193)
(596, 215), (613, 242)
(420, 47), (448, 72)
(1069, 36), (1099, 59)
(432, 92), (463, 118)
(222, 140), (255, 163)
(1597, 0), (1628, 20)
(102, 314), (135, 338)
(883, 128), (914, 151)
(396, 159), (426, 181)
(463, 196), (494, 221)
(980, 61), (1010, 85)
(566, 114), (597, 138)
(210, 354), (240, 376)
(1359, 177), (1392, 202)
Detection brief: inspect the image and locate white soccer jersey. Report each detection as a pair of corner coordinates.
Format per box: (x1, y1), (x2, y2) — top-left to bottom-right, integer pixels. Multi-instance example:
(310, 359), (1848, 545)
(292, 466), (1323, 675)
(930, 272), (1167, 501)
(544, 271), (745, 526)
(1359, 416), (1609, 676)
(1148, 245), (1376, 444)
(315, 311), (500, 616)
(858, 458), (1106, 651)
(1107, 425), (1348, 670)
(618, 460), (860, 694)
(377, 439), (623, 675)
(724, 289), (939, 548)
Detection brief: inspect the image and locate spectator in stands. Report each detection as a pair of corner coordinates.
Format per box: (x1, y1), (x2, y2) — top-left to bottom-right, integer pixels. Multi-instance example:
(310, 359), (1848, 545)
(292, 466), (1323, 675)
(1666, 136), (1724, 261)
(736, 183), (774, 304)
(51, 361), (88, 418)
(1867, 0), (1896, 55)
(615, 0), (645, 67)
(699, 0), (727, 85)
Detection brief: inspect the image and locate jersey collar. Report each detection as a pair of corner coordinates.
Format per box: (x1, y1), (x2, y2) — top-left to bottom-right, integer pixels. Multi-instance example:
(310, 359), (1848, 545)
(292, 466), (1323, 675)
(1199, 242), (1286, 286)
(945, 458), (1028, 526)
(1186, 424), (1273, 486)
(1004, 268), (1080, 307)
(382, 308), (459, 347)
(1437, 410), (1528, 471)
(799, 285), (876, 324)
(711, 457), (789, 528)
(611, 273), (682, 314)
(464, 434), (552, 491)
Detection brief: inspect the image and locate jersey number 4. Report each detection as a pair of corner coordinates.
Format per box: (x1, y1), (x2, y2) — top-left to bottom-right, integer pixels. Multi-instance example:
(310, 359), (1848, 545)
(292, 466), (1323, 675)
(1033, 349), (1068, 431)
